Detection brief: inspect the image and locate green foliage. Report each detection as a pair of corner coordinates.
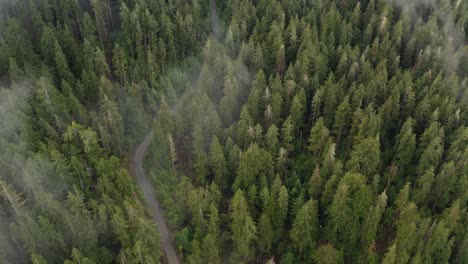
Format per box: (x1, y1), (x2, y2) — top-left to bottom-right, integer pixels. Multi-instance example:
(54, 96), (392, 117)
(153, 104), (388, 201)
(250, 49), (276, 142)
(233, 143), (274, 196)
(308, 117), (330, 160)
(0, 0), (466, 263)
(230, 190), (257, 262)
(290, 199), (319, 256)
(329, 173), (373, 249)
(64, 249), (96, 264)
(209, 136), (228, 191)
(395, 118), (416, 171)
(313, 244), (343, 264)
(346, 136), (380, 178)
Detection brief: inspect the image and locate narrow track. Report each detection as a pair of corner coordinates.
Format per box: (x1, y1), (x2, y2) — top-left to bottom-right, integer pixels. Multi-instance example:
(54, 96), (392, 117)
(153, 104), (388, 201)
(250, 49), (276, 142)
(131, 131), (180, 264)
(209, 0), (221, 38)
(131, 1), (221, 263)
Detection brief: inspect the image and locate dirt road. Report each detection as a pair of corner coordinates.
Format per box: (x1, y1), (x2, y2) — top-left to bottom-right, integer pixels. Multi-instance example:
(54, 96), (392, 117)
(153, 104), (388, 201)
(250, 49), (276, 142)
(209, 0), (221, 38)
(131, 2), (221, 263)
(131, 131), (180, 264)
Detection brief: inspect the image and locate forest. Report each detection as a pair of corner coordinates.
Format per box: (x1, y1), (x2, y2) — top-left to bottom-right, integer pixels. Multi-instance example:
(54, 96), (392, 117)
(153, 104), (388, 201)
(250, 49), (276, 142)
(0, 0), (466, 263)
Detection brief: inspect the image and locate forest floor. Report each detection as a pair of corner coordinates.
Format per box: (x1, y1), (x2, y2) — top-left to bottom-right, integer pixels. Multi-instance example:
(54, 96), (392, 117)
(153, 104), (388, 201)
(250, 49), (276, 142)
(131, 131), (180, 264)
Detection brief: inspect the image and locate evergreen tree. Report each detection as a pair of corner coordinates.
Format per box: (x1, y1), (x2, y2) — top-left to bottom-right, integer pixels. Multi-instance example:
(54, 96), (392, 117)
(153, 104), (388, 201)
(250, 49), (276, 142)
(308, 117), (330, 160)
(333, 96), (351, 145)
(230, 190), (257, 262)
(257, 213), (274, 256)
(290, 199), (319, 257)
(308, 165), (322, 199)
(265, 124), (280, 155)
(234, 143), (274, 194)
(395, 118), (416, 172)
(209, 136), (228, 191)
(0, 177), (26, 216)
(0, 0), (466, 262)
(347, 136), (380, 178)
(329, 173), (373, 251)
(382, 244), (396, 264)
(362, 191), (388, 246)
(203, 204), (221, 264)
(313, 244), (343, 264)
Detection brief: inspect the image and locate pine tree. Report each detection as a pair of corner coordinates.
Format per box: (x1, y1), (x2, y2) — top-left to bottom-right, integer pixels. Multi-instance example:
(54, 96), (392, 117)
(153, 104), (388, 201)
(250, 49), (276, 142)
(290, 199), (319, 256)
(313, 244), (343, 264)
(308, 117), (330, 160)
(257, 213), (273, 256)
(188, 239), (203, 264)
(265, 124), (280, 155)
(267, 176), (289, 244)
(32, 254), (48, 264)
(321, 161), (343, 210)
(321, 142), (337, 180)
(247, 69), (268, 121)
(423, 220), (454, 264)
(0, 177), (26, 216)
(276, 185), (289, 232)
(159, 97), (174, 134)
(168, 133), (178, 175)
(54, 41), (73, 82)
(234, 143), (274, 193)
(209, 136), (227, 191)
(0, 0), (467, 262)
(194, 152), (209, 185)
(8, 57), (22, 82)
(322, 75), (343, 124)
(220, 66), (240, 124)
(94, 48), (109, 77)
(413, 168), (434, 206)
(333, 96), (351, 145)
(226, 138), (242, 185)
(362, 191), (388, 246)
(276, 44), (286, 76)
(254, 44), (266, 70)
(431, 162), (458, 210)
(236, 106), (254, 148)
(329, 173), (373, 249)
(112, 44), (128, 85)
(289, 87), (306, 131)
(230, 190), (257, 262)
(271, 92), (283, 125)
(90, 0), (108, 47)
(392, 201), (421, 264)
(395, 118), (416, 172)
(382, 244), (396, 264)
(347, 135), (380, 178)
(308, 165), (321, 199)
(203, 204), (220, 264)
(282, 116), (295, 149)
(40, 26), (57, 65)
(64, 249), (96, 264)
(417, 136), (444, 176)
(417, 122), (444, 158)
(99, 94), (123, 153)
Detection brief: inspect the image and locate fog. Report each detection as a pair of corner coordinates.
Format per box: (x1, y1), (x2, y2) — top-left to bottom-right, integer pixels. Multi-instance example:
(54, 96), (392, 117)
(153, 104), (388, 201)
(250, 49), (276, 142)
(390, 0), (466, 74)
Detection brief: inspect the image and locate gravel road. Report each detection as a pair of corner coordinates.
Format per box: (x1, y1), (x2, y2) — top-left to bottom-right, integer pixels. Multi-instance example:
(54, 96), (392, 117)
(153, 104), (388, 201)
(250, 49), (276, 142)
(131, 131), (180, 264)
(131, 2), (221, 263)
(210, 0), (221, 38)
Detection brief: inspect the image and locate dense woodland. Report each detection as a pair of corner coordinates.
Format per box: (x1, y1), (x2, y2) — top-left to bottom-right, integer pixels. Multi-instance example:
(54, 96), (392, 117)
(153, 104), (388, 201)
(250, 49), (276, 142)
(0, 0), (467, 263)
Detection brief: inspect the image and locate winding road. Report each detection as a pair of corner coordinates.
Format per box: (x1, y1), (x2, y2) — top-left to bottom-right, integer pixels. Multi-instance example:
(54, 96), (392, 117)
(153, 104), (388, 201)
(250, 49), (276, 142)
(209, 0), (221, 38)
(131, 131), (180, 264)
(131, 1), (221, 263)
